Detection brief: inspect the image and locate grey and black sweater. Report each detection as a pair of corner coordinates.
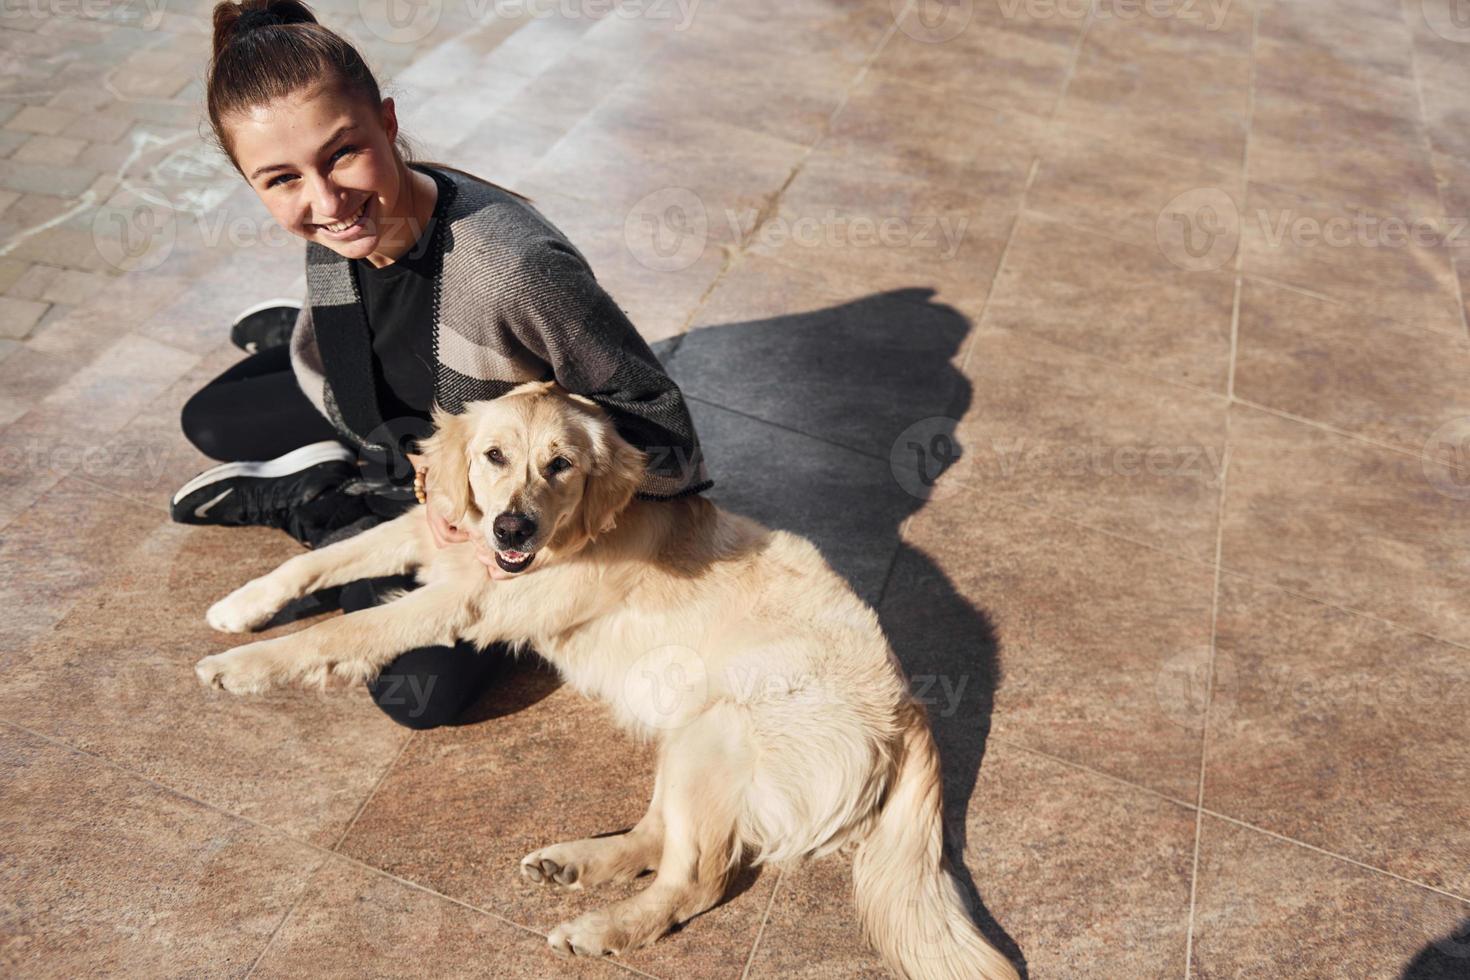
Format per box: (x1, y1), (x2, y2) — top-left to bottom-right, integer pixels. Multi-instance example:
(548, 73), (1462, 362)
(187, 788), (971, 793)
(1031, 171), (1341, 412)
(289, 162), (712, 500)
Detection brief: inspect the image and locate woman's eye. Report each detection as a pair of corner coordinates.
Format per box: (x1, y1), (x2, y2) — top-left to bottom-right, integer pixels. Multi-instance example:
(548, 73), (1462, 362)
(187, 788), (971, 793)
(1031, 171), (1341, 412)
(332, 145), (357, 162)
(485, 448), (505, 465)
(266, 173), (292, 189)
(547, 456), (571, 475)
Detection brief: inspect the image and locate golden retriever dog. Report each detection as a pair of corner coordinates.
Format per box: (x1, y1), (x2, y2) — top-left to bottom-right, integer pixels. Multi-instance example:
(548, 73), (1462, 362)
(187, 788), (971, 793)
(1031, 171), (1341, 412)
(194, 380), (1017, 980)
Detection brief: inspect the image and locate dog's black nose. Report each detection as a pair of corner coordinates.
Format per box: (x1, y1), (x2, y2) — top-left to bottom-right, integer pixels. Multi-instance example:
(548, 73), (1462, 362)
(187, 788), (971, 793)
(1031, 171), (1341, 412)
(492, 512), (537, 548)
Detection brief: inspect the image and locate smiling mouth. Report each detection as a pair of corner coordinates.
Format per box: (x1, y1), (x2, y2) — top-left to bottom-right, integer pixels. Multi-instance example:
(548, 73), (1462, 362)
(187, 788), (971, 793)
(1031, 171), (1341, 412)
(495, 549), (536, 573)
(315, 198), (368, 235)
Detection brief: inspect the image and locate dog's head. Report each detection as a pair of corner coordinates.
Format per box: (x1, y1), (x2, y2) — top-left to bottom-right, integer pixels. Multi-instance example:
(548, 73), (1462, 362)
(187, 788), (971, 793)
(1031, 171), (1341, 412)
(418, 381), (648, 575)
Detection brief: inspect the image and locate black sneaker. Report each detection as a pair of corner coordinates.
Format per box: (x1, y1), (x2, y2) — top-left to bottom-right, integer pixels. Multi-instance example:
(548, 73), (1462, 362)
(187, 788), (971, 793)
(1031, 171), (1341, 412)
(171, 441), (358, 533)
(230, 298), (301, 354)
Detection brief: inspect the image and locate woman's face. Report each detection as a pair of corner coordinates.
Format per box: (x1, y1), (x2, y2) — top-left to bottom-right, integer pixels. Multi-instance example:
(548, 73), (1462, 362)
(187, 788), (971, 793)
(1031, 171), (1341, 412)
(226, 83), (410, 261)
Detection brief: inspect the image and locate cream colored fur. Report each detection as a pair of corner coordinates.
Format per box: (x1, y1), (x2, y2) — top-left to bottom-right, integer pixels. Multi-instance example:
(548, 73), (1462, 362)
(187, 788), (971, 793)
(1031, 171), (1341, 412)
(194, 381), (1018, 979)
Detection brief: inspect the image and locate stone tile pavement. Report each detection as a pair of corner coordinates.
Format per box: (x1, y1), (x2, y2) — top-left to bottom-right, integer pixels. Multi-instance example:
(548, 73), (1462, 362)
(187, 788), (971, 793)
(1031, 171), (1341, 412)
(3, 0), (1470, 976)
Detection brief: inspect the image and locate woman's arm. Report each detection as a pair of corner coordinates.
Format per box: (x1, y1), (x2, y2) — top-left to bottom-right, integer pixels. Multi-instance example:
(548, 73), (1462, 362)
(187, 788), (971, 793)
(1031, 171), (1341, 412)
(503, 239), (712, 499)
(406, 451), (470, 549)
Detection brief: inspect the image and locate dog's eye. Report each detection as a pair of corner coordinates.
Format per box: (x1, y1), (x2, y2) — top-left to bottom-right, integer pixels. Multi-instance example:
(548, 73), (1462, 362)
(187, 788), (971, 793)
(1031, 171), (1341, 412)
(485, 447), (505, 465)
(546, 456), (571, 476)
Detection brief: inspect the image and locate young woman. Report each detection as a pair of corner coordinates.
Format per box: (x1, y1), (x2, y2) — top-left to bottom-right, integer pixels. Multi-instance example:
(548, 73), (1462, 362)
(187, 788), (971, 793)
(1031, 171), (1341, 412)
(176, 0), (712, 728)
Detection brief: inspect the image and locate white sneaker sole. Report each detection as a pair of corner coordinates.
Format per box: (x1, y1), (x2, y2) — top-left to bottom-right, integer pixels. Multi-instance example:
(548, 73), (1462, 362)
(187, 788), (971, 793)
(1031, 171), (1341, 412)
(232, 297), (302, 327)
(172, 441), (357, 506)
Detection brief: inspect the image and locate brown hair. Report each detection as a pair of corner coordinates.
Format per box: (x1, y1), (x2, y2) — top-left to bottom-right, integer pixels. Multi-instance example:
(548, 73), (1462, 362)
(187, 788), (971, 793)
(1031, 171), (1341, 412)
(206, 0), (529, 201)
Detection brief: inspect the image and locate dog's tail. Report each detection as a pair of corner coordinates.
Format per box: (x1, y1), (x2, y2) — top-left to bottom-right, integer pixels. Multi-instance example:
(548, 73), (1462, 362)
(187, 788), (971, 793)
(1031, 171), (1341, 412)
(850, 702), (1019, 980)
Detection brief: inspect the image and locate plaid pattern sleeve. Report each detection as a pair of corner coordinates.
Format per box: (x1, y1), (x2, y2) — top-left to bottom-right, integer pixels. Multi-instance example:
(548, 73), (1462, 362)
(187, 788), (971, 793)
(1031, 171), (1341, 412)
(503, 238), (712, 500)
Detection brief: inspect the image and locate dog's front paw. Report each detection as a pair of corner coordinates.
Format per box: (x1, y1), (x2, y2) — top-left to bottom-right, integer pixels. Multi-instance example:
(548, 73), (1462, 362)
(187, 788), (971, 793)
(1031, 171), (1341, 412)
(521, 847), (584, 889)
(206, 580), (283, 634)
(548, 909), (631, 958)
(194, 643), (287, 694)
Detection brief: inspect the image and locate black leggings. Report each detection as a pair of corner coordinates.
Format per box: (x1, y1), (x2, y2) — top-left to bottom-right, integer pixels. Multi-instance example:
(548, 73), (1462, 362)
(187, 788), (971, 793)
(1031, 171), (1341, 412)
(180, 345), (344, 462)
(181, 346), (502, 728)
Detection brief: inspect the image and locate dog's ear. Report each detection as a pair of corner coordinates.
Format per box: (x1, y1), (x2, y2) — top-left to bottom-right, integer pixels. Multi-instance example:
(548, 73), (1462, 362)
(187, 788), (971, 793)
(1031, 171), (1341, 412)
(579, 421), (648, 543)
(419, 406), (475, 524)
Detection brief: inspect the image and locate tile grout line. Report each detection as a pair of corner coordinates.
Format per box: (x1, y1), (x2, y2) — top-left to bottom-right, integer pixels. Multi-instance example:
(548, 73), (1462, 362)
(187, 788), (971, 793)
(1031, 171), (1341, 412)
(1230, 267), (1470, 343)
(695, 384), (1470, 655)
(1200, 808), (1470, 908)
(1047, 3), (1094, 120)
(995, 735), (1470, 908)
(1227, 262), (1242, 405)
(954, 0), (1091, 380)
(1396, 0), (1470, 343)
(1183, 426), (1233, 980)
(727, 0), (913, 260)
(1230, 395), (1470, 477)
(0, 717), (662, 979)
(947, 262), (1470, 478)
(995, 739), (1199, 812)
(1213, 559), (1470, 655)
(329, 730), (418, 852)
(957, 156), (1042, 379)
(0, 471), (165, 633)
(237, 732), (424, 975)
(9, 622), (1470, 943)
(1185, 8), (1255, 966)
(672, 0), (914, 353)
(1013, 195), (1461, 346)
(738, 866), (786, 980)
(872, 525), (909, 610)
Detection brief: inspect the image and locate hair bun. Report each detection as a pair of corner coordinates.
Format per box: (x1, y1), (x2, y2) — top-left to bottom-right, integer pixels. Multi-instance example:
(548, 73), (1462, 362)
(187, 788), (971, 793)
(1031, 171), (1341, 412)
(211, 0), (318, 59)
(235, 7), (283, 31)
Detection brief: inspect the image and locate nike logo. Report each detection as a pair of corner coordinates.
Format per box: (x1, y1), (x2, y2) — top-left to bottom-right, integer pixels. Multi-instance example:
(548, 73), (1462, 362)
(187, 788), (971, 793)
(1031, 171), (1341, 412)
(194, 488), (233, 519)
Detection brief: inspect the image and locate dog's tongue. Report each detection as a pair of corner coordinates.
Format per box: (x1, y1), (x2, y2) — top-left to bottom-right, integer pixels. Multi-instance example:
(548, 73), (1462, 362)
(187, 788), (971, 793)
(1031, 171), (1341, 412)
(500, 550), (527, 561)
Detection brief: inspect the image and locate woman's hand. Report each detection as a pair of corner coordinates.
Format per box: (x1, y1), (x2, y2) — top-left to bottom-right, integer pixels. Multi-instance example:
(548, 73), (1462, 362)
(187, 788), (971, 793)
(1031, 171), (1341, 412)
(408, 453), (471, 549)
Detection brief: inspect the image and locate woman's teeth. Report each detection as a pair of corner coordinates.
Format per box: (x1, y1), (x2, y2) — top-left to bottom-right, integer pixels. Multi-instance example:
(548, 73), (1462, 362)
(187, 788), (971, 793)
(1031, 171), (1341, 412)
(321, 200), (367, 233)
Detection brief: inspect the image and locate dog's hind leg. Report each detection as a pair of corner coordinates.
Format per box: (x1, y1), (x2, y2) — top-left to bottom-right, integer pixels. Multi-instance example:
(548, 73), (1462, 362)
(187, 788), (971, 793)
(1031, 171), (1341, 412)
(207, 508), (430, 633)
(521, 768), (666, 890)
(546, 704), (752, 958)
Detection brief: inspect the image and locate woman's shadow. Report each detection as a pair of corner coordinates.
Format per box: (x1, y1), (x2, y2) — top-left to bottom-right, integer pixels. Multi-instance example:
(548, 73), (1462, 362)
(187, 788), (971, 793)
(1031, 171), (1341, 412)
(458, 284), (1021, 973)
(1400, 918), (1470, 979)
